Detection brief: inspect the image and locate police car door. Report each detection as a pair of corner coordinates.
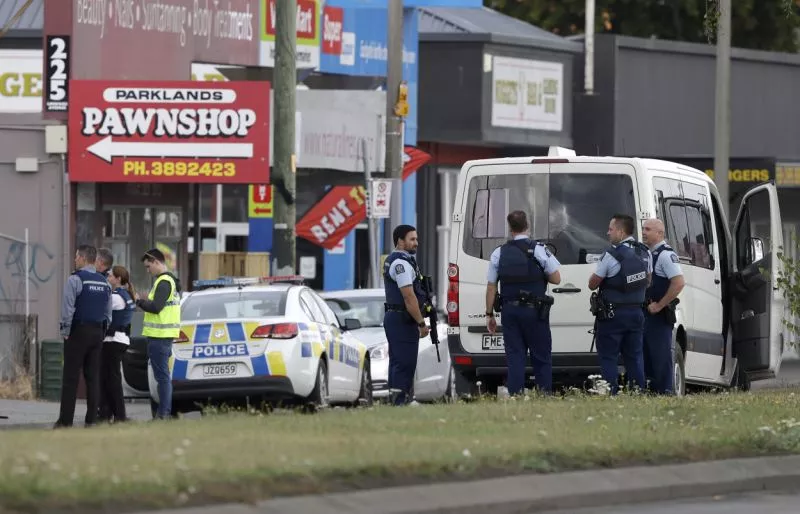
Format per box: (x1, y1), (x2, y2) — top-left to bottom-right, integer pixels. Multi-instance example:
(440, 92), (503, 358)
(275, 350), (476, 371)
(547, 161), (643, 353)
(299, 289), (351, 400)
(730, 183), (785, 379)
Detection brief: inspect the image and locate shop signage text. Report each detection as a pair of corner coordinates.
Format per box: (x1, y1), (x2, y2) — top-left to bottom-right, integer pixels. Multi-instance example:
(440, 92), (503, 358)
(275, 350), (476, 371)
(490, 55), (564, 133)
(44, 0), (260, 117)
(260, 0), (320, 68)
(296, 185), (367, 249)
(68, 80), (270, 183)
(0, 50), (44, 113)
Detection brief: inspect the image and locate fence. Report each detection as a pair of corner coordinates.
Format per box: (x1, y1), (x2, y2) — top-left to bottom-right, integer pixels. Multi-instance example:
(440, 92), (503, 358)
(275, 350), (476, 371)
(781, 225), (800, 359)
(0, 229), (39, 388)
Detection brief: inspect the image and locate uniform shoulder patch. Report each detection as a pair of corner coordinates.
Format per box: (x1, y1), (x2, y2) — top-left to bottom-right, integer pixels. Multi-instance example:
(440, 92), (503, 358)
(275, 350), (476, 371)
(670, 253), (679, 263)
(394, 263), (406, 274)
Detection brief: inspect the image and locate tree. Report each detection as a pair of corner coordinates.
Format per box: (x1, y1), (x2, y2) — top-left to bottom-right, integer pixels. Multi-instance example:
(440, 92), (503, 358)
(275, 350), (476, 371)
(777, 242), (800, 352)
(487, 0), (800, 52)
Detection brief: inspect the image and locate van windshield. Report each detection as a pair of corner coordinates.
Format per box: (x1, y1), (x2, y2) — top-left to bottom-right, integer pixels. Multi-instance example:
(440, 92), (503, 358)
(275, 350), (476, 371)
(463, 172), (637, 265)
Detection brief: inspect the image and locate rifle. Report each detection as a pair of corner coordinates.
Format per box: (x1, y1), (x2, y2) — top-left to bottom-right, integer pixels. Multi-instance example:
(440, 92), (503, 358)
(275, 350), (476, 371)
(421, 276), (441, 362)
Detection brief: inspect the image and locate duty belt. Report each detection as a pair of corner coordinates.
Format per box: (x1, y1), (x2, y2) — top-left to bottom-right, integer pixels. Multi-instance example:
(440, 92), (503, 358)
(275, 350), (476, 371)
(608, 302), (646, 309)
(384, 303), (406, 313)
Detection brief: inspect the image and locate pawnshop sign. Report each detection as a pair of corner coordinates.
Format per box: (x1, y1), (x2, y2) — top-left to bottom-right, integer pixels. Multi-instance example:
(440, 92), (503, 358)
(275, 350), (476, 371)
(67, 80), (270, 183)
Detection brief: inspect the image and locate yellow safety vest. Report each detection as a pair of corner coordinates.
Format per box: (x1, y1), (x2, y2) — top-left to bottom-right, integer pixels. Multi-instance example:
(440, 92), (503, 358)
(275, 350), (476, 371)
(141, 273), (181, 339)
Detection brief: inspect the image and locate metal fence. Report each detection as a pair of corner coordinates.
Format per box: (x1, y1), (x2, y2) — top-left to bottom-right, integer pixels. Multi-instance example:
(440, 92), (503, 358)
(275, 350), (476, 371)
(0, 314), (37, 382)
(782, 225), (800, 359)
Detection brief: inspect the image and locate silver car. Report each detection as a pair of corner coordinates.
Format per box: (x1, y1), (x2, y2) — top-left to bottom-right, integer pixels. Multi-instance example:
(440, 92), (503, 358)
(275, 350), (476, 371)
(320, 288), (455, 403)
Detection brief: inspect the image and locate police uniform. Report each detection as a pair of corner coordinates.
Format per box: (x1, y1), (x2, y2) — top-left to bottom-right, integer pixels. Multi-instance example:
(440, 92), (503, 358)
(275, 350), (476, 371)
(139, 272), (181, 419)
(383, 250), (427, 406)
(488, 235), (560, 395)
(56, 266), (112, 428)
(594, 236), (652, 394)
(99, 287), (136, 422)
(644, 241), (683, 394)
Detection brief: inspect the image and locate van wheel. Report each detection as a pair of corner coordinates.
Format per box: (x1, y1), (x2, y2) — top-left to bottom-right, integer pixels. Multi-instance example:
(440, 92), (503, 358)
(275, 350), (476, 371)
(673, 345), (686, 396)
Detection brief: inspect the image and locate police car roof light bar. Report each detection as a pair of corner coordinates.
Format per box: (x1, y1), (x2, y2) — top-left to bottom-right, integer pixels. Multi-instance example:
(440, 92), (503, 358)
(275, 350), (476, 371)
(257, 275), (307, 285)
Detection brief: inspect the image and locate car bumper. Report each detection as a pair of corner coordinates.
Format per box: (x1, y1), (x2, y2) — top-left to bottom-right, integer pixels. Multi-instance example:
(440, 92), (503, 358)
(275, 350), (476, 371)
(448, 333), (616, 381)
(171, 376), (296, 401)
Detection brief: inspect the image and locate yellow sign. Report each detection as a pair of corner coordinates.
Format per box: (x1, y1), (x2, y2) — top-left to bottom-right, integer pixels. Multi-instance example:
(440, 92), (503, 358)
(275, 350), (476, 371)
(248, 184), (274, 218)
(703, 168), (770, 182)
(777, 164), (800, 187)
(394, 81), (409, 118)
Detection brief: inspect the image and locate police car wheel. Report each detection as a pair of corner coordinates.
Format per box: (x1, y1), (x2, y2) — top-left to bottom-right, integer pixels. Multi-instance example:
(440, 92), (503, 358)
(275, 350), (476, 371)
(304, 359), (330, 412)
(357, 359), (374, 407)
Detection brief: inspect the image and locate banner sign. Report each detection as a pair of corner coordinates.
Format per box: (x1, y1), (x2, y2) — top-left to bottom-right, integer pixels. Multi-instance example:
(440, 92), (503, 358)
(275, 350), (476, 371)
(296, 185), (367, 249)
(260, 0), (321, 68)
(248, 184), (274, 217)
(67, 80), (271, 183)
(297, 145), (431, 248)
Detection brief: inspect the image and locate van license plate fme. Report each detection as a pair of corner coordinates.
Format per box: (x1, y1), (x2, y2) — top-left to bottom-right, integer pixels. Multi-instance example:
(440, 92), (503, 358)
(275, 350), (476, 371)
(482, 335), (504, 350)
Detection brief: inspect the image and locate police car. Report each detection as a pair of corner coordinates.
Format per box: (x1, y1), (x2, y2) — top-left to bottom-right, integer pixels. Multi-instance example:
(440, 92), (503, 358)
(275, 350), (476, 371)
(147, 276), (372, 414)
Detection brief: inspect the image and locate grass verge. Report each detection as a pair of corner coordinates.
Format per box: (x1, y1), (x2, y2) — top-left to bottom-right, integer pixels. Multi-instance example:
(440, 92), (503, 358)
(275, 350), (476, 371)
(2, 389), (800, 513)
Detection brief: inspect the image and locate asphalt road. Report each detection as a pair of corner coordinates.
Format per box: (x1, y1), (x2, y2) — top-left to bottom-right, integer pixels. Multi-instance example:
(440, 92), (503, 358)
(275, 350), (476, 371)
(752, 357), (800, 390)
(537, 491), (800, 514)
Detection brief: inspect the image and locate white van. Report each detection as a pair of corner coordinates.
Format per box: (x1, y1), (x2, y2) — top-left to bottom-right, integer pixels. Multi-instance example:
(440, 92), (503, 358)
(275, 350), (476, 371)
(445, 147), (785, 396)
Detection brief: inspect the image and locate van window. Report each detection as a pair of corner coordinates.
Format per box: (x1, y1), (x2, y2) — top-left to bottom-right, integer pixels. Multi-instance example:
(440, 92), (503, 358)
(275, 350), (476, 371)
(653, 177), (691, 261)
(463, 172), (636, 264)
(682, 181), (714, 269)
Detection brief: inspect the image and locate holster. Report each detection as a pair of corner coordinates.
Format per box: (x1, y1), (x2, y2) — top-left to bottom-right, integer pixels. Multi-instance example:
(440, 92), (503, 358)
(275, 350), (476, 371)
(663, 298), (680, 324)
(589, 292), (612, 321)
(493, 292), (502, 313)
(536, 295), (555, 321)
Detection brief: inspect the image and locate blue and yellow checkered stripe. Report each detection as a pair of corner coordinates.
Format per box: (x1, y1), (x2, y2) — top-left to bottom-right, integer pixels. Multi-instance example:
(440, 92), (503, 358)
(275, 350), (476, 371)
(172, 322), (287, 379)
(298, 322), (365, 369)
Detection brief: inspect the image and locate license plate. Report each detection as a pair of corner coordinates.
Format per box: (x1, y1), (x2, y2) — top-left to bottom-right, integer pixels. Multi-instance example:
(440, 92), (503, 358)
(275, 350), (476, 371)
(482, 334), (504, 350)
(202, 363), (237, 377)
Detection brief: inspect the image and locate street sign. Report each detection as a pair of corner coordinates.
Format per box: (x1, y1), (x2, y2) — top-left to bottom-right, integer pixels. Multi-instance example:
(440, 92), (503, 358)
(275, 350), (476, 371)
(369, 179), (392, 218)
(67, 80), (271, 183)
(248, 184), (274, 218)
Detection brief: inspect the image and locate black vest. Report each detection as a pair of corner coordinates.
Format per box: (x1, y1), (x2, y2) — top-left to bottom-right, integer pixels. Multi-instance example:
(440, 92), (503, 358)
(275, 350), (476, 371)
(497, 238), (547, 299)
(646, 244), (675, 303)
(600, 240), (649, 305)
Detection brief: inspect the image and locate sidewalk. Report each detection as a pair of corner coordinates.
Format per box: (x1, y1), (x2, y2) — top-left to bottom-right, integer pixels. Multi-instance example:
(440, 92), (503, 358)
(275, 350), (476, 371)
(0, 398), (153, 429)
(125, 455), (800, 514)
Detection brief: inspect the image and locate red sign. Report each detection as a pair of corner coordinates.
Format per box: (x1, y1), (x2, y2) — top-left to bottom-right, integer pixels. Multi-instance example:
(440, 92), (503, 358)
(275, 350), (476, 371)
(43, 0), (261, 119)
(67, 80), (271, 184)
(321, 7), (343, 55)
(296, 147), (431, 249)
(296, 185), (366, 249)
(265, 0), (318, 39)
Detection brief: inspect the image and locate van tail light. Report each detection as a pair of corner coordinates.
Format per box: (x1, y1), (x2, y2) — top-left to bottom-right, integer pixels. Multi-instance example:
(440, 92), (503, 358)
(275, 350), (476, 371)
(251, 323), (299, 339)
(447, 263), (460, 326)
(174, 331), (189, 344)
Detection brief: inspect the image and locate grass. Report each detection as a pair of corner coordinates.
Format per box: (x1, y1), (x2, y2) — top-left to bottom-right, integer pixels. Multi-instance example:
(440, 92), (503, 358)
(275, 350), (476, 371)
(2, 389), (800, 513)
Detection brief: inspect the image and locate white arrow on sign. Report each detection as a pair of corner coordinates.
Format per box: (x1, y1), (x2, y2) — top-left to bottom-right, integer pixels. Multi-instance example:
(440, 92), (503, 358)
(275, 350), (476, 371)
(86, 135), (254, 163)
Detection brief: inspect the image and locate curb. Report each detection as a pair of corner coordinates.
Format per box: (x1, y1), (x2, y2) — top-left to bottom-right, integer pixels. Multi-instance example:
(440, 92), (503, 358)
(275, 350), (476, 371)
(129, 454), (800, 514)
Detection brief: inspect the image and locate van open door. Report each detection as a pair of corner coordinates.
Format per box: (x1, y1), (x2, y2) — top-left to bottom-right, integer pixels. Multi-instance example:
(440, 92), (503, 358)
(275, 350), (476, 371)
(730, 183), (784, 380)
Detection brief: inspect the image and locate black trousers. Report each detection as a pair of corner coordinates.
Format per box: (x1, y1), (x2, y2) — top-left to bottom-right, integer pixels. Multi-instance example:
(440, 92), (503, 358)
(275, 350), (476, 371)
(57, 323), (104, 427)
(98, 341), (128, 422)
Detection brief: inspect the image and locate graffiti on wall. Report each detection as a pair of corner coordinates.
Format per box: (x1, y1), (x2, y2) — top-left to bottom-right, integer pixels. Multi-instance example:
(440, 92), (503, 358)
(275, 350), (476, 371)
(0, 239), (56, 314)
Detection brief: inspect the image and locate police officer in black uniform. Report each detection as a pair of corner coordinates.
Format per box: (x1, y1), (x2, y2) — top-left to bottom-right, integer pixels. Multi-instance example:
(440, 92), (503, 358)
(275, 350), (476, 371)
(485, 211), (561, 395)
(383, 225), (430, 406)
(55, 245), (112, 428)
(642, 218), (685, 394)
(588, 214), (651, 395)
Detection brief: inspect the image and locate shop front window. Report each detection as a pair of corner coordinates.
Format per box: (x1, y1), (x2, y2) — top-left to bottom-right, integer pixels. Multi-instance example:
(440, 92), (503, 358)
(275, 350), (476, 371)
(222, 185), (248, 222)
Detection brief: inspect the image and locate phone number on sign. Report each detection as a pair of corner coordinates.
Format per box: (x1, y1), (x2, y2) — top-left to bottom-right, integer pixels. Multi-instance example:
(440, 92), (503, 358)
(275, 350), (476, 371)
(122, 161), (236, 177)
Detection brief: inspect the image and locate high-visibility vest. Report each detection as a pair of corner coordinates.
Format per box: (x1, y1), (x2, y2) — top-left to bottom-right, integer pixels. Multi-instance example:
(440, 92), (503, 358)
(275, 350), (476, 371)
(141, 273), (180, 338)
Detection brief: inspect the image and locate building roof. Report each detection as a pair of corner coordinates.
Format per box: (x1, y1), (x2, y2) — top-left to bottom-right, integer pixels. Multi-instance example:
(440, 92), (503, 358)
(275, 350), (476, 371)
(0, 0), (43, 36)
(418, 6), (581, 53)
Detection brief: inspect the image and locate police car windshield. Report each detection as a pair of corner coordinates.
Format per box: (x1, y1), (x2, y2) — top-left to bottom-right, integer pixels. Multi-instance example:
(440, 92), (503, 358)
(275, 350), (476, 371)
(181, 291), (286, 321)
(324, 296), (383, 328)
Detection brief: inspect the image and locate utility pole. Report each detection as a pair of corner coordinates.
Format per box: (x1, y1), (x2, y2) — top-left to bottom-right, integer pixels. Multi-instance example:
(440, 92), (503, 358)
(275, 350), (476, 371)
(713, 0), (731, 220)
(383, 0), (404, 254)
(272, 0), (297, 276)
(584, 0), (595, 95)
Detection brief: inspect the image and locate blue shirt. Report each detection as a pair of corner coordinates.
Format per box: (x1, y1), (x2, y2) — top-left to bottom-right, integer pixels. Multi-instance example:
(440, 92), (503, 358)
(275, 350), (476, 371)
(60, 265), (113, 338)
(594, 236), (653, 278)
(387, 250), (417, 288)
(487, 235), (561, 283)
(651, 240), (683, 279)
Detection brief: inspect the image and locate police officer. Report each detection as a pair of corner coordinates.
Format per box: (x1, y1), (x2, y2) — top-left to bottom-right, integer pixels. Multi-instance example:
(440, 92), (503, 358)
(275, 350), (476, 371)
(588, 214), (652, 395)
(642, 218), (685, 394)
(96, 247), (114, 278)
(485, 211), (561, 395)
(383, 225), (430, 406)
(55, 245), (112, 429)
(136, 248), (181, 419)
